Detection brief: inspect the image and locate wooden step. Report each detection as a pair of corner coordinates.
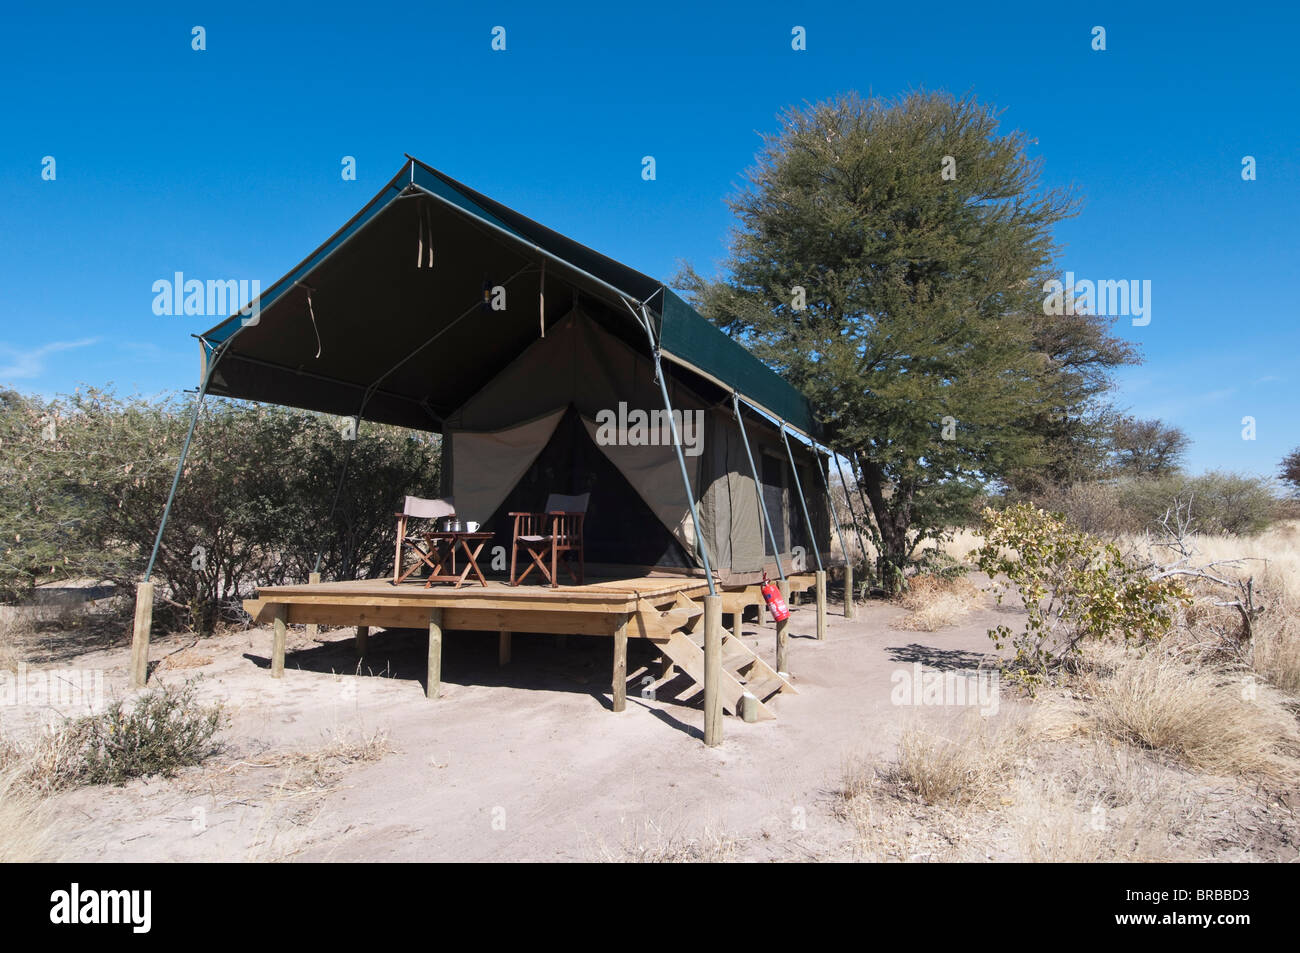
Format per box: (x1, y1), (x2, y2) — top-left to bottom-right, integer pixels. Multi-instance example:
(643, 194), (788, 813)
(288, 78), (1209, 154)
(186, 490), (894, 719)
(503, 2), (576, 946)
(657, 632), (776, 721)
(633, 603), (702, 640)
(743, 676), (786, 703)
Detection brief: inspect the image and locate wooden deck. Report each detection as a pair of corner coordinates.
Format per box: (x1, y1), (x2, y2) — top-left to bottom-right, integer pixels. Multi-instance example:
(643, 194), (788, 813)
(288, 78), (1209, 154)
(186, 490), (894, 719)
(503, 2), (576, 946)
(242, 568), (822, 717)
(246, 573), (713, 633)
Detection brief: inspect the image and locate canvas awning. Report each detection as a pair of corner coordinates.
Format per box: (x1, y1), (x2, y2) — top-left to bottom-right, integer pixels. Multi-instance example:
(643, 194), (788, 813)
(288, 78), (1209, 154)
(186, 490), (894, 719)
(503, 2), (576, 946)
(197, 157), (820, 438)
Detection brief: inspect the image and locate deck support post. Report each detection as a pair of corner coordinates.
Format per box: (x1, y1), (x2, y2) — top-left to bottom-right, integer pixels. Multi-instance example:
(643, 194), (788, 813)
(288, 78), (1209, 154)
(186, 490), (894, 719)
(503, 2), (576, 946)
(776, 581), (790, 674)
(129, 581), (153, 689)
(306, 572), (321, 635)
(612, 616), (628, 712)
(844, 561), (855, 619)
(427, 608), (443, 699)
(498, 630), (512, 666)
(271, 604), (287, 678)
(355, 625), (369, 657)
(816, 570), (827, 641)
(731, 611), (741, 639)
(703, 595), (723, 746)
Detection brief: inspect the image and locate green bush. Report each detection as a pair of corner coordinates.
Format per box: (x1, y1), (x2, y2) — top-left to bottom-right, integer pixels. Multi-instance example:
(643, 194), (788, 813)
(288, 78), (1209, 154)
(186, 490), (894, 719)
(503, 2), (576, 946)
(1117, 472), (1277, 536)
(974, 503), (1190, 684)
(67, 682), (225, 786)
(0, 682), (226, 790)
(0, 387), (441, 631)
(1009, 472), (1279, 538)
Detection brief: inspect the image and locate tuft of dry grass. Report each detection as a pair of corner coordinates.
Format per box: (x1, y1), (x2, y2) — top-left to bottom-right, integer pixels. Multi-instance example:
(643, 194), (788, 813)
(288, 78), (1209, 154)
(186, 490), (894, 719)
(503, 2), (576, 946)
(0, 611), (27, 672)
(1083, 646), (1300, 782)
(1251, 566), (1300, 696)
(1008, 769), (1184, 863)
(213, 726), (393, 800)
(0, 769), (59, 862)
(839, 706), (1202, 861)
(598, 818), (739, 863)
(892, 574), (984, 631)
(884, 712), (1030, 805)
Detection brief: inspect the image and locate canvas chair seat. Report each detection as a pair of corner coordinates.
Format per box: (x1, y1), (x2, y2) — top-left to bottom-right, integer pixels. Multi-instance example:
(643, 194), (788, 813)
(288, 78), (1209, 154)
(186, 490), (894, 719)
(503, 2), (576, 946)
(510, 492), (588, 587)
(393, 496), (456, 584)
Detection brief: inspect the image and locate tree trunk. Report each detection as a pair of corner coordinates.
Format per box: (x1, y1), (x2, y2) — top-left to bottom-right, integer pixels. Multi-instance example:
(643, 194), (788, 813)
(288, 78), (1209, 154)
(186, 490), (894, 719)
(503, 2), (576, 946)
(859, 459), (914, 594)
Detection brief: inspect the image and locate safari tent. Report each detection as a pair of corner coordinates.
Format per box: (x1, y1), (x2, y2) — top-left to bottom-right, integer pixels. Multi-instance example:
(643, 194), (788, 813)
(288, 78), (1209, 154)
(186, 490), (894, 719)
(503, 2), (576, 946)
(189, 157), (838, 584)
(134, 157), (860, 739)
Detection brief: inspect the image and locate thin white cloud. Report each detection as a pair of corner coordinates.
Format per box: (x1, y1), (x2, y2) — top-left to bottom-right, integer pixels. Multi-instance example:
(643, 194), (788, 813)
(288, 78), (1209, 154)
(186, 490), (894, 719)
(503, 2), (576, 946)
(1141, 387), (1236, 421)
(0, 338), (99, 381)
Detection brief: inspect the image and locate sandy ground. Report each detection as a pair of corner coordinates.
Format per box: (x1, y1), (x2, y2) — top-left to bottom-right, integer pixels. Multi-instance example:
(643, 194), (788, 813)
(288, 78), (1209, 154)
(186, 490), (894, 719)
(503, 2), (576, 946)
(6, 586), (1019, 862)
(8, 581), (1291, 862)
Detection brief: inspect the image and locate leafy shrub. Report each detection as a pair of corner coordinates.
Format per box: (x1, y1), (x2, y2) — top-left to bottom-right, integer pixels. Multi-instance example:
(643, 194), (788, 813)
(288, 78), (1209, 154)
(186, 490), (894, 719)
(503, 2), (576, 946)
(1018, 472), (1279, 538)
(973, 504), (1190, 684)
(1118, 472), (1277, 536)
(0, 387), (441, 631)
(3, 682), (225, 790)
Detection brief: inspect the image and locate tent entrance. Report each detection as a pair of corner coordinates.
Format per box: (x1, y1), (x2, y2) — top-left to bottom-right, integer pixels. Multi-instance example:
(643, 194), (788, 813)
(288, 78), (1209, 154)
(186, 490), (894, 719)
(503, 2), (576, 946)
(483, 406), (692, 570)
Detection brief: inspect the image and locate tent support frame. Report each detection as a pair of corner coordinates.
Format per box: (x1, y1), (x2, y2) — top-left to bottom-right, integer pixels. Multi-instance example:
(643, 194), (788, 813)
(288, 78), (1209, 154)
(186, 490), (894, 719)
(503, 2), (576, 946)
(143, 339), (233, 582)
(635, 302), (716, 597)
(312, 418), (361, 576)
(812, 444), (853, 568)
(780, 426), (824, 575)
(731, 393), (785, 584)
(833, 450), (871, 562)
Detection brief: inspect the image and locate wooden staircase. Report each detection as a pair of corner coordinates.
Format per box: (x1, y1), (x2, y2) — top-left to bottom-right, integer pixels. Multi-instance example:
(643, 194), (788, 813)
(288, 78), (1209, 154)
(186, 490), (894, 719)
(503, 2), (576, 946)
(634, 595), (796, 721)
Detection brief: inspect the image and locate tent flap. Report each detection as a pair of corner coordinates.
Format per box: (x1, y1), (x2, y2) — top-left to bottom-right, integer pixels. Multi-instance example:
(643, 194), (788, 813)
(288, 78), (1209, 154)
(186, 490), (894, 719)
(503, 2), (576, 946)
(448, 409), (567, 523)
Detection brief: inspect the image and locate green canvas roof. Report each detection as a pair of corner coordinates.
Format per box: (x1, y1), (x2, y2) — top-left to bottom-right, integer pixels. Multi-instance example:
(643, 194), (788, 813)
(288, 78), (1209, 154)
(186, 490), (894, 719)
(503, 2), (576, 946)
(199, 157), (819, 437)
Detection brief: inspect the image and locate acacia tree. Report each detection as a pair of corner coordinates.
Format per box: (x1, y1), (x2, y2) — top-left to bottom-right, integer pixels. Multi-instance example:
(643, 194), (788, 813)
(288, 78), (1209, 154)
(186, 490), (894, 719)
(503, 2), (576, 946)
(1109, 415), (1189, 478)
(678, 91), (1134, 590)
(1279, 447), (1300, 496)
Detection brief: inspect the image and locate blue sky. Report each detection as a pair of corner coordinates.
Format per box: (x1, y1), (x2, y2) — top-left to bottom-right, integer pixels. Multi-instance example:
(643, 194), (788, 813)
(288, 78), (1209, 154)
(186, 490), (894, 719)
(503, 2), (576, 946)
(1, 1), (1295, 477)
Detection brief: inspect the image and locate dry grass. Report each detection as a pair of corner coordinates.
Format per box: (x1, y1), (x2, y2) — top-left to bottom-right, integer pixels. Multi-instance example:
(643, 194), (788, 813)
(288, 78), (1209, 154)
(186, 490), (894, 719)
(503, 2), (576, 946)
(213, 726), (393, 800)
(885, 715), (1026, 804)
(0, 610), (27, 672)
(892, 574), (984, 631)
(0, 768), (60, 861)
(839, 706), (1202, 861)
(1250, 566), (1300, 696)
(598, 818), (739, 863)
(1008, 771), (1184, 863)
(1170, 520), (1300, 588)
(1082, 645), (1300, 782)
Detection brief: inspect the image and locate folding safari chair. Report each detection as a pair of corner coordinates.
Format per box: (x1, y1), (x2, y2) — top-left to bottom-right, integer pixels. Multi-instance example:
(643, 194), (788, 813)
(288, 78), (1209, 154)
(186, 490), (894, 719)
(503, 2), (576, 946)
(509, 492), (589, 588)
(393, 495), (456, 584)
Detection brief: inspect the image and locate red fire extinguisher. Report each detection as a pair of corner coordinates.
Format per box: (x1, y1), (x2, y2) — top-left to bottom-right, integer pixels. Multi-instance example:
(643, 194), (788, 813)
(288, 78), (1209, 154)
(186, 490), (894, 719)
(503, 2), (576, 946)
(761, 572), (790, 622)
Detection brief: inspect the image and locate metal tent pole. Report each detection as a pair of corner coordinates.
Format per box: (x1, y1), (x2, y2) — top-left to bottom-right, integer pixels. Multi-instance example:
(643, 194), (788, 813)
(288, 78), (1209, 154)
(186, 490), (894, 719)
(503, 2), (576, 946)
(144, 342), (231, 582)
(812, 442), (851, 572)
(633, 302), (716, 596)
(833, 450), (871, 561)
(779, 426), (824, 574)
(309, 263), (530, 579)
(731, 392), (785, 584)
(312, 416), (361, 576)
(133, 340), (231, 687)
